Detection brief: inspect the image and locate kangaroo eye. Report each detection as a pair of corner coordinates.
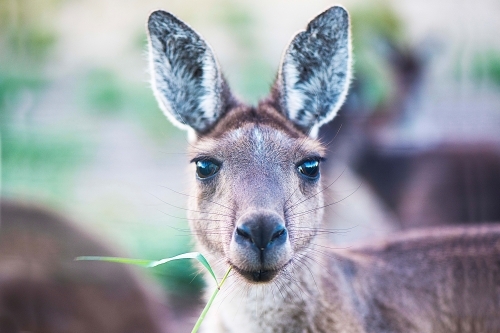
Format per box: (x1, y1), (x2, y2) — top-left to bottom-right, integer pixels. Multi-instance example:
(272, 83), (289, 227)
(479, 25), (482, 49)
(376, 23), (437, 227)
(196, 160), (220, 179)
(297, 160), (320, 179)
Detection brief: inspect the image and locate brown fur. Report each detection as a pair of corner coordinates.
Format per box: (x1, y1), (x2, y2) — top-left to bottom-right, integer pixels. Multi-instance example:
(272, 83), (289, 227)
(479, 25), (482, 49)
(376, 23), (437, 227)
(146, 6), (500, 333)
(188, 100), (500, 333)
(0, 200), (169, 333)
(205, 102), (304, 140)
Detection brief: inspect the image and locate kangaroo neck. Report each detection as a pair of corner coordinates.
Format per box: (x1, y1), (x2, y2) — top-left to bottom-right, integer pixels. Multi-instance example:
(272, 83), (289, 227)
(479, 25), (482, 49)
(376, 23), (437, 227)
(216, 268), (320, 333)
(204, 247), (362, 333)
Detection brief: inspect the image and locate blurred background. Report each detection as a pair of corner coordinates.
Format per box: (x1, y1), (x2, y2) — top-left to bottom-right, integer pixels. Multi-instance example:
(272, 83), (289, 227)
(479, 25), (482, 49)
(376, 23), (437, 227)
(1, 0), (499, 331)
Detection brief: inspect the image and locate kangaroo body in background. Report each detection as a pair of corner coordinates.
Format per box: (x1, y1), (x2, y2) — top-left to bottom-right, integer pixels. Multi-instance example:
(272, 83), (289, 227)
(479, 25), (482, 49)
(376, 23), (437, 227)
(0, 201), (168, 333)
(146, 7), (500, 333)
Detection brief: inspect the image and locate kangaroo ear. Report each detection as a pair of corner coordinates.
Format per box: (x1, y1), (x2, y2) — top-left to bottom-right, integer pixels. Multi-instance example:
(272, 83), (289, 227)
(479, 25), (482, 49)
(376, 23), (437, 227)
(147, 11), (227, 134)
(278, 6), (352, 138)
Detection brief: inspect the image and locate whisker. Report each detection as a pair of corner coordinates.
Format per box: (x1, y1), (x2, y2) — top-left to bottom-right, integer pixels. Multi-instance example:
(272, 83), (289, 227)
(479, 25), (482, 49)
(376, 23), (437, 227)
(150, 192), (234, 218)
(310, 242), (353, 252)
(159, 185), (236, 213)
(286, 181), (363, 218)
(284, 166), (347, 213)
(320, 123), (343, 149)
(283, 186), (300, 211)
(157, 210), (227, 223)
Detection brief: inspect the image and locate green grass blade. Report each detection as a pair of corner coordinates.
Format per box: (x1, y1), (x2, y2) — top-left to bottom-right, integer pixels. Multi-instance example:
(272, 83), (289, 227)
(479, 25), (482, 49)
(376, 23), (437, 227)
(75, 256), (153, 266)
(191, 266), (232, 333)
(77, 253), (231, 333)
(75, 252), (217, 284)
(148, 252), (217, 284)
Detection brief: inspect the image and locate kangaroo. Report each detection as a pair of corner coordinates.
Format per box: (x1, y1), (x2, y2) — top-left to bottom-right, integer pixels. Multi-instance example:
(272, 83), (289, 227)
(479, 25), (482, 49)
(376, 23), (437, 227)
(0, 200), (169, 333)
(147, 6), (500, 333)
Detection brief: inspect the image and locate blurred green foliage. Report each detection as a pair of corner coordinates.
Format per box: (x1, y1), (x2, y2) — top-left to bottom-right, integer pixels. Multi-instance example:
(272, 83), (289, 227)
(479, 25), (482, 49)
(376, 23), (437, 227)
(0, 0), (60, 66)
(214, 1), (275, 104)
(239, 58), (275, 104)
(126, 226), (204, 295)
(0, 0), (82, 206)
(0, 0), (190, 295)
(3, 0), (498, 301)
(78, 66), (192, 291)
(349, 1), (404, 111)
(83, 69), (125, 114)
(0, 0), (412, 298)
(216, 0), (255, 48)
(1, 130), (84, 201)
(471, 50), (500, 87)
(0, 71), (45, 126)
(80, 67), (178, 141)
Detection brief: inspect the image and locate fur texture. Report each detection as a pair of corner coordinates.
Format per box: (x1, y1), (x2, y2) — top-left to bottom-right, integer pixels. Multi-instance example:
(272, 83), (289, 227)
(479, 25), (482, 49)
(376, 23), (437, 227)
(278, 6), (352, 137)
(0, 201), (168, 333)
(146, 6), (500, 333)
(148, 10), (231, 134)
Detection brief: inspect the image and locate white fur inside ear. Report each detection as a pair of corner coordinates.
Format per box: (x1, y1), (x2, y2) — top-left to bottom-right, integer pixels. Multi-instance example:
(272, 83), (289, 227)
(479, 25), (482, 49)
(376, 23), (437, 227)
(315, 32), (353, 130)
(308, 125), (320, 139)
(147, 10), (226, 135)
(187, 128), (198, 142)
(148, 38), (193, 132)
(278, 6), (352, 137)
(199, 50), (221, 127)
(282, 59), (304, 122)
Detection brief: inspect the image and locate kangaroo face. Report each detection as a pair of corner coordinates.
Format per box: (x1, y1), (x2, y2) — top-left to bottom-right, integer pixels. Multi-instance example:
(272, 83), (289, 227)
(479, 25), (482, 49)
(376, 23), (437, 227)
(147, 7), (351, 283)
(188, 110), (326, 282)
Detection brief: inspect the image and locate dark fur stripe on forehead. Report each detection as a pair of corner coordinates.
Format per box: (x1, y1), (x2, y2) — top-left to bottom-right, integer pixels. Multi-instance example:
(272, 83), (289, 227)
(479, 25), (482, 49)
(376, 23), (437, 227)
(203, 102), (306, 140)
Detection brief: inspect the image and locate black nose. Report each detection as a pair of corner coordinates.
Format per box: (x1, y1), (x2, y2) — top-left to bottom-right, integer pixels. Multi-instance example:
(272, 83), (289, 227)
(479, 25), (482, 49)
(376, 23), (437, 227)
(235, 214), (287, 251)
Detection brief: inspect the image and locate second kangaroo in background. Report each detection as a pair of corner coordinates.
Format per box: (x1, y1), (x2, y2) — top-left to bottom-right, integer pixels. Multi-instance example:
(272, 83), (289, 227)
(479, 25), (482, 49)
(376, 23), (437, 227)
(146, 6), (500, 333)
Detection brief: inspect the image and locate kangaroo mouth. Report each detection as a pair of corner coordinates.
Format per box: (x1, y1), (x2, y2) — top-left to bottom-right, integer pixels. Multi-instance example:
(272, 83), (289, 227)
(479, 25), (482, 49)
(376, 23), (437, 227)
(232, 265), (278, 282)
(230, 260), (291, 283)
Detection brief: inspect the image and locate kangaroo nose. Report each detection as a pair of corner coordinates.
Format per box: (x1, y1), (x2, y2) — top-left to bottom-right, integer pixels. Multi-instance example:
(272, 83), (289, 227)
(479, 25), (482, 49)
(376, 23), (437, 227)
(230, 211), (291, 282)
(235, 216), (287, 250)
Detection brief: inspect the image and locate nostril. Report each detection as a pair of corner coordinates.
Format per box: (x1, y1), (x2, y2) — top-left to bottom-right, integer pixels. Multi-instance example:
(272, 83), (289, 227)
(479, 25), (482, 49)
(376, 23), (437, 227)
(271, 227), (286, 242)
(236, 226), (252, 241)
(234, 214), (287, 250)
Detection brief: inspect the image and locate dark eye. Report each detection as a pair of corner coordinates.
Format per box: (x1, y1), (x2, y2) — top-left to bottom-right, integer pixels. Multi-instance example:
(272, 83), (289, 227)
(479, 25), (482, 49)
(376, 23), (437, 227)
(196, 160), (220, 179)
(297, 159), (320, 179)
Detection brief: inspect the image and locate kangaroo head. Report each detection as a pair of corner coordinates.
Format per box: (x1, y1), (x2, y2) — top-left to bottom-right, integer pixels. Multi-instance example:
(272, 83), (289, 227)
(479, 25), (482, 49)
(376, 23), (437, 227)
(147, 7), (351, 283)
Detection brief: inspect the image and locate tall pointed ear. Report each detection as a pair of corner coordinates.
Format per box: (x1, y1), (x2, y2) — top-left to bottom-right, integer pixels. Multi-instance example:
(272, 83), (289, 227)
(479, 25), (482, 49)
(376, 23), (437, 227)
(277, 6), (352, 138)
(147, 10), (229, 134)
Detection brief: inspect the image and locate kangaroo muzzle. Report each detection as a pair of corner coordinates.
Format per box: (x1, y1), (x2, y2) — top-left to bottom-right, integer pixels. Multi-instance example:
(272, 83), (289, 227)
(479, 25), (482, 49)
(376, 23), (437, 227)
(229, 210), (292, 282)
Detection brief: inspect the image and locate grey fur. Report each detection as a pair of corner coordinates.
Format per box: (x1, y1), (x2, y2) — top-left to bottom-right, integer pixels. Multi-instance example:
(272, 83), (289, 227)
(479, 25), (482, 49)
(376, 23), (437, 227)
(146, 6), (500, 333)
(147, 10), (226, 133)
(279, 6), (351, 136)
